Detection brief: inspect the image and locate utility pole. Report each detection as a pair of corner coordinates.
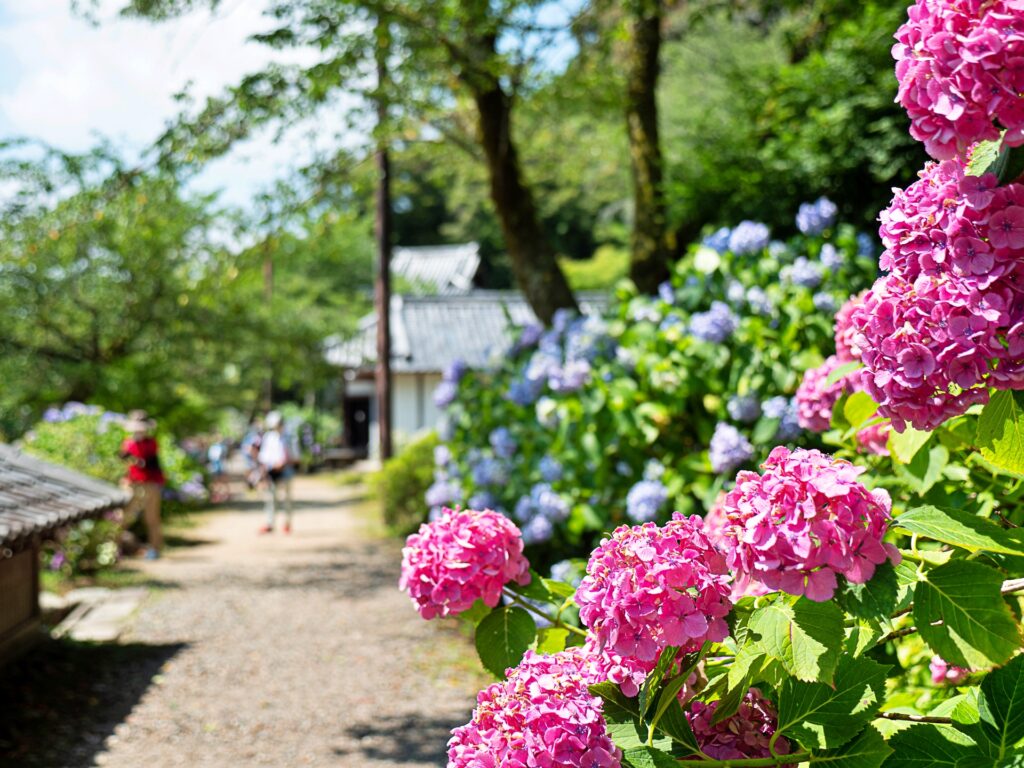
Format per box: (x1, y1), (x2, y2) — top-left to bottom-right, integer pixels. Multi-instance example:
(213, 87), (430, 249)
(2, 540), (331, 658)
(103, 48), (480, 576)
(374, 16), (393, 461)
(262, 239), (274, 412)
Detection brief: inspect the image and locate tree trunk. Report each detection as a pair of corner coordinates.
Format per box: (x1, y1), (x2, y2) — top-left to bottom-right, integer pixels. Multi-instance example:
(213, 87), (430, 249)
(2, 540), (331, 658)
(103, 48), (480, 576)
(470, 84), (578, 325)
(625, 0), (672, 295)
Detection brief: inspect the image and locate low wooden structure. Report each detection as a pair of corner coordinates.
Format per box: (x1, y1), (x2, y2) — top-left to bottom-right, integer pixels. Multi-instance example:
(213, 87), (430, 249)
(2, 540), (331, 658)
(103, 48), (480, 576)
(0, 444), (129, 665)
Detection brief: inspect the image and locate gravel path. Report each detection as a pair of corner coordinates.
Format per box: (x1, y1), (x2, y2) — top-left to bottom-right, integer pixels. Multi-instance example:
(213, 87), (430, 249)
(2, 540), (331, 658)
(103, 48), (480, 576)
(1, 477), (486, 767)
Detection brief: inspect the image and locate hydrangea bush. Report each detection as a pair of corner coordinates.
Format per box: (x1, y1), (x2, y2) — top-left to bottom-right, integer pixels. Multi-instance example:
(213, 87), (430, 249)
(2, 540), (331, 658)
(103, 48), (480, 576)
(399, 3), (1024, 765)
(430, 211), (877, 565)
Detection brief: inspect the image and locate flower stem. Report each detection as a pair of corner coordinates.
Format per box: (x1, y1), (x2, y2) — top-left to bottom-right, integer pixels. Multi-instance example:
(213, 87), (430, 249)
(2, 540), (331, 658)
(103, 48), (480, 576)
(876, 712), (953, 724)
(878, 625), (918, 645)
(502, 588), (588, 638)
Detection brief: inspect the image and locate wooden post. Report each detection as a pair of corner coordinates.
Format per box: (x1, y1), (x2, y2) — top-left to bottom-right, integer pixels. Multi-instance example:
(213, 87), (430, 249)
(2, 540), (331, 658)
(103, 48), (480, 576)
(374, 16), (394, 461)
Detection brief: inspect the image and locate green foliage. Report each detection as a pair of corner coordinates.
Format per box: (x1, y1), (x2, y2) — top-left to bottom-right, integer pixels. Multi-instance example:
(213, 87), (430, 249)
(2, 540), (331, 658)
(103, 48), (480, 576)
(474, 606), (536, 679)
(745, 595), (845, 683)
(977, 391), (1024, 477)
(371, 431), (439, 535)
(559, 246), (630, 291)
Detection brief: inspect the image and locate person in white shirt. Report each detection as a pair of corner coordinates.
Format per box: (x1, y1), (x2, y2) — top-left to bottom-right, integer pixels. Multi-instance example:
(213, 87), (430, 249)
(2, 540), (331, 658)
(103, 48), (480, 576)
(257, 410), (295, 534)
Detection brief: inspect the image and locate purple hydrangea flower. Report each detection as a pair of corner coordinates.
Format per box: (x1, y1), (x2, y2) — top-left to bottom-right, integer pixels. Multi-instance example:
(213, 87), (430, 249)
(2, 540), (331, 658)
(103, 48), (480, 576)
(643, 460), (665, 481)
(433, 381), (458, 408)
(42, 407), (65, 423)
(442, 359), (467, 384)
(468, 491), (497, 510)
(513, 322), (544, 352)
(434, 445), (452, 468)
(506, 376), (542, 406)
(521, 514), (554, 545)
(704, 227), (732, 253)
(709, 422), (754, 475)
(763, 396), (802, 441)
(745, 287), (772, 316)
(856, 232), (876, 257)
(726, 280), (746, 305)
(819, 243), (844, 270)
(550, 359), (591, 393)
(426, 477), (460, 507)
(552, 308), (576, 334)
(689, 302), (739, 344)
(471, 457), (508, 487)
(813, 293), (837, 313)
(538, 456), (562, 483)
(625, 480), (669, 523)
(658, 281), (676, 304)
(795, 197), (838, 235)
(727, 395), (762, 424)
(728, 221), (770, 255)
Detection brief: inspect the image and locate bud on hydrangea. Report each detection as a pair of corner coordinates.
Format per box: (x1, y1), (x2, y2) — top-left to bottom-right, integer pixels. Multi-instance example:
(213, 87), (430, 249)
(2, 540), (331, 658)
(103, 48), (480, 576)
(893, 0), (1024, 160)
(575, 514), (732, 690)
(714, 447), (899, 602)
(930, 655), (971, 686)
(447, 648), (622, 768)
(399, 508), (530, 619)
(687, 689), (789, 761)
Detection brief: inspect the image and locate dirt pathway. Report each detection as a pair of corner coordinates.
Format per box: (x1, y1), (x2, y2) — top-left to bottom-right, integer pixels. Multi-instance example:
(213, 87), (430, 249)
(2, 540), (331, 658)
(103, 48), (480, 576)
(2, 476), (486, 768)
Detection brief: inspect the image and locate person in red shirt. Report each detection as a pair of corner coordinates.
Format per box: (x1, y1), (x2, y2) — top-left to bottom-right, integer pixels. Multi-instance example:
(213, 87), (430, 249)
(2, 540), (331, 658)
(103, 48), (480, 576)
(120, 410), (165, 559)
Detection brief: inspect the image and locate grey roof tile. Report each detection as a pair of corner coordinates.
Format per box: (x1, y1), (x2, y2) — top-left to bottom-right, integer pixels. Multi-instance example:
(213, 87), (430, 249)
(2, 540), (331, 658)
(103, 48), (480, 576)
(0, 444), (130, 550)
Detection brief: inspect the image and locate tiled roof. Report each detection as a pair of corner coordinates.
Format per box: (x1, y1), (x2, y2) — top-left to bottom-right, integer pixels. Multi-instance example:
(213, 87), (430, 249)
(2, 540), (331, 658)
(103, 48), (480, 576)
(392, 243), (480, 294)
(0, 444), (130, 551)
(324, 291), (608, 373)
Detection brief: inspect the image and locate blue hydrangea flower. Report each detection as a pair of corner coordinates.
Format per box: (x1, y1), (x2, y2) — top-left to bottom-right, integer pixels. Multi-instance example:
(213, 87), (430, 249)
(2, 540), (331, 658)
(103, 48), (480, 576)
(703, 227), (732, 253)
(728, 221), (770, 255)
(689, 301), (739, 343)
(615, 461), (632, 477)
(433, 444), (451, 468)
(506, 376), (543, 406)
(552, 308), (576, 334)
(42, 407), (65, 423)
(526, 348), (561, 385)
(781, 256), (823, 288)
(549, 560), (580, 587)
(539, 456), (562, 483)
(513, 322), (544, 352)
(643, 459), (665, 481)
(768, 241), (788, 259)
(468, 491), (497, 510)
(857, 232), (876, 257)
(763, 396), (802, 441)
(660, 312), (685, 332)
(550, 359), (591, 393)
(819, 243), (844, 270)
(470, 457), (508, 487)
(530, 483), (570, 522)
(726, 280), (746, 305)
(795, 197), (838, 236)
(626, 480), (669, 523)
(745, 286), (772, 316)
(658, 281), (676, 304)
(489, 427), (517, 459)
(433, 380), (458, 408)
(425, 477), (460, 507)
(709, 422), (754, 474)
(442, 358), (467, 384)
(521, 515), (554, 545)
(727, 395), (762, 424)
(564, 316), (609, 363)
(813, 293), (837, 312)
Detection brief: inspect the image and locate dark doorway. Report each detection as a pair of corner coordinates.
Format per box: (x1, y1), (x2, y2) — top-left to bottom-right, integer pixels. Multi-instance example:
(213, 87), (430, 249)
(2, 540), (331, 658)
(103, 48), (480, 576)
(344, 396), (371, 452)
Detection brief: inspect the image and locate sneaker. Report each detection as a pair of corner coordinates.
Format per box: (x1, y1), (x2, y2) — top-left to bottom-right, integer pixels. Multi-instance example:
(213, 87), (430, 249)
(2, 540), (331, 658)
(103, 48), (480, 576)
(144, 548), (160, 560)
(283, 523), (292, 534)
(258, 525), (274, 535)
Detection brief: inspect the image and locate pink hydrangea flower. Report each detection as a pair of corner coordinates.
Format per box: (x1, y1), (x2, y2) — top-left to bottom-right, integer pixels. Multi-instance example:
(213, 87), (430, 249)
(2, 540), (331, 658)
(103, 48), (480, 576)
(835, 291), (868, 363)
(714, 447), (900, 602)
(853, 157), (1024, 431)
(855, 421), (892, 457)
(399, 507), (530, 619)
(929, 655), (971, 685)
(795, 355), (848, 433)
(448, 648), (622, 768)
(894, 0), (1024, 159)
(575, 514), (732, 692)
(583, 637), (704, 701)
(687, 689), (790, 761)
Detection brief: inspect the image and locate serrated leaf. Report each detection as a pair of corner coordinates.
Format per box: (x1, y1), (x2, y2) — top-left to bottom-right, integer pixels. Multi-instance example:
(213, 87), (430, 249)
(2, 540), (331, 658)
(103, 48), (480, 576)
(543, 578), (577, 600)
(978, 654), (1024, 756)
(753, 415), (781, 444)
(622, 746), (680, 768)
(895, 444), (949, 494)
(776, 656), (888, 750)
(894, 506), (1024, 556)
(844, 620), (882, 658)
(474, 606), (536, 678)
(589, 681), (699, 753)
(509, 570), (554, 602)
(845, 391), (879, 429)
(535, 627), (569, 654)
(809, 725), (892, 768)
(827, 360), (863, 386)
(607, 721), (672, 751)
(640, 646), (679, 715)
(978, 391), (1024, 476)
(884, 725), (988, 767)
(890, 426), (933, 464)
(837, 561), (899, 620)
(913, 560), (1022, 669)
(967, 139), (1004, 177)
(748, 596), (845, 683)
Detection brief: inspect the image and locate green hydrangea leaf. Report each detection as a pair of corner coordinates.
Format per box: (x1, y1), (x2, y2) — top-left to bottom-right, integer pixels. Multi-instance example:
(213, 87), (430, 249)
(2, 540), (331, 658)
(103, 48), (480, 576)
(977, 390), (1024, 476)
(748, 595), (845, 683)
(474, 606), (536, 678)
(894, 505), (1024, 556)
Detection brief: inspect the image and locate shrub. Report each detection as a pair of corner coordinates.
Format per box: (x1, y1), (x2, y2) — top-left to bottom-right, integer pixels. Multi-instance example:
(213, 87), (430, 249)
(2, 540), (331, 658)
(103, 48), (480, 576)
(372, 430), (439, 535)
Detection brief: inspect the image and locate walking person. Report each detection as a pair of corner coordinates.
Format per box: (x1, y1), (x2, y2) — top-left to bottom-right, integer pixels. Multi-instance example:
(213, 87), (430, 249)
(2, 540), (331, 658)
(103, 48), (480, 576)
(257, 411), (294, 534)
(120, 410), (165, 559)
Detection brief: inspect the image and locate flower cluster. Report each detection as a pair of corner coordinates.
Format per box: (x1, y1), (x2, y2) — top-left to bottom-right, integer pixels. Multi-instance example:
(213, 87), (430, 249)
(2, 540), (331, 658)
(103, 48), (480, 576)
(781, 256), (824, 289)
(448, 648), (622, 768)
(712, 447), (899, 602)
(796, 197), (839, 236)
(625, 479), (669, 523)
(434, 358), (467, 408)
(689, 301), (740, 344)
(834, 290), (867, 363)
(727, 395), (762, 424)
(687, 689), (789, 761)
(575, 514), (732, 695)
(930, 655), (971, 685)
(795, 355), (847, 433)
(709, 422), (754, 475)
(894, 0), (1024, 160)
(489, 427), (517, 459)
(728, 220), (772, 255)
(399, 507), (530, 619)
(762, 396), (802, 441)
(517, 314), (615, 400)
(514, 482), (571, 544)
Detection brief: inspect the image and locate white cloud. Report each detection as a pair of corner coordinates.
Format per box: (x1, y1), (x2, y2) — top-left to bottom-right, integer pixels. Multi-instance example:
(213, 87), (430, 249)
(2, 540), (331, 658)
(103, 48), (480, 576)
(0, 0), (356, 208)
